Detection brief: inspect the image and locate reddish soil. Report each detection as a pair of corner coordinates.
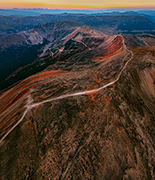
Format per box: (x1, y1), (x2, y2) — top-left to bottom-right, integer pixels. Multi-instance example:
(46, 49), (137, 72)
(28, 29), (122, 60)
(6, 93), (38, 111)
(0, 70), (66, 114)
(93, 36), (124, 62)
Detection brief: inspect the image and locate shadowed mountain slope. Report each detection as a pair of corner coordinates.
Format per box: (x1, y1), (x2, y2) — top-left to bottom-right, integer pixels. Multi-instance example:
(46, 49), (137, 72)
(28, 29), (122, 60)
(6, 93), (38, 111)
(0, 20), (81, 87)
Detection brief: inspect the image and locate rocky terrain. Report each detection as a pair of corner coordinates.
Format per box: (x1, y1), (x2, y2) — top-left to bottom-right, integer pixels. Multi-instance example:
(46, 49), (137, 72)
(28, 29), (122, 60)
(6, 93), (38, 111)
(1, 13), (155, 89)
(0, 17), (155, 179)
(0, 21), (125, 90)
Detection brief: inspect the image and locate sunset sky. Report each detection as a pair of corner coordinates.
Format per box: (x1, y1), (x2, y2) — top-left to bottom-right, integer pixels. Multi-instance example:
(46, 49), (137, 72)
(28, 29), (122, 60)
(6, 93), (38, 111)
(0, 0), (155, 9)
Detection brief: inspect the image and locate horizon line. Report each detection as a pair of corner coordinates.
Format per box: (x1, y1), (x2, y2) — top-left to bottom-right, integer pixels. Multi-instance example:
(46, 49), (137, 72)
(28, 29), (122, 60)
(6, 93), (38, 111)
(0, 6), (155, 10)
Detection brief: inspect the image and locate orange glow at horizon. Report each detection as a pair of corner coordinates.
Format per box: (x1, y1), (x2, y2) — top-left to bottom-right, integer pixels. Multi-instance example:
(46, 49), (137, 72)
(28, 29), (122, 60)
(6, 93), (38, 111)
(0, 0), (155, 9)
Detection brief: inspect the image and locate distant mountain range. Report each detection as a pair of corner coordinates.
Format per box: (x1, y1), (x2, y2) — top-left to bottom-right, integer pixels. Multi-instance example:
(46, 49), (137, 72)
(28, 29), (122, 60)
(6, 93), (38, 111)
(0, 8), (155, 16)
(0, 12), (155, 38)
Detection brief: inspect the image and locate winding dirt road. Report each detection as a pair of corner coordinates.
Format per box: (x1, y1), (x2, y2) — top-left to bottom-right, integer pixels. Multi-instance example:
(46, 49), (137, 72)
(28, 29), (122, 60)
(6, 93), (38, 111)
(0, 41), (133, 145)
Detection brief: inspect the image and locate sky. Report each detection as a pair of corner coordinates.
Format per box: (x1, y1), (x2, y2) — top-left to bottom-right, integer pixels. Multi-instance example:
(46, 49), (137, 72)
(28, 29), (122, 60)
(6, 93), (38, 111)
(0, 0), (155, 9)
